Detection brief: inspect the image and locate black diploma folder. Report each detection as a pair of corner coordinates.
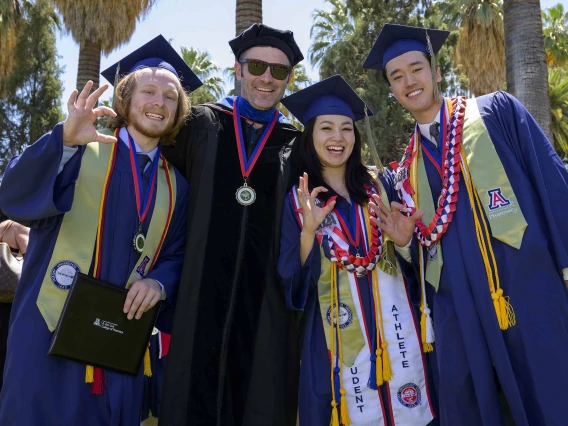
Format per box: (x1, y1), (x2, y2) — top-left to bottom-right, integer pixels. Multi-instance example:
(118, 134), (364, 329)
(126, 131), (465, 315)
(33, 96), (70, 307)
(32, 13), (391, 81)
(48, 272), (161, 376)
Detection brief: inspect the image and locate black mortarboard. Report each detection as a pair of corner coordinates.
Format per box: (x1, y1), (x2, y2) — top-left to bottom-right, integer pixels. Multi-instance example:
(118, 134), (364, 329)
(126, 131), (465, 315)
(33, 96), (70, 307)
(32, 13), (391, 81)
(281, 75), (372, 125)
(101, 35), (203, 93)
(362, 24), (450, 70)
(229, 23), (304, 66)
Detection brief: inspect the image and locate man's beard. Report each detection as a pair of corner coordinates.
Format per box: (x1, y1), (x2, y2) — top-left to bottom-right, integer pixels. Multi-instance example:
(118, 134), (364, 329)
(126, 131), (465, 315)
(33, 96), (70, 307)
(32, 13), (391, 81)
(128, 112), (175, 139)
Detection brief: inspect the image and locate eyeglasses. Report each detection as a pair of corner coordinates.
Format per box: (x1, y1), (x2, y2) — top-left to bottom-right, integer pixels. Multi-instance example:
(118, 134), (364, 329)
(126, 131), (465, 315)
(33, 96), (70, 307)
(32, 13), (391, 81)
(239, 59), (292, 81)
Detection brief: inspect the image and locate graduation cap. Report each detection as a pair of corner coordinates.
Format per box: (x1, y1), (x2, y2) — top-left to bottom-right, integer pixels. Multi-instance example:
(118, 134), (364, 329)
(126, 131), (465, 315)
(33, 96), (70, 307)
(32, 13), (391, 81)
(229, 23), (304, 67)
(362, 23), (450, 71)
(281, 75), (372, 126)
(101, 35), (203, 93)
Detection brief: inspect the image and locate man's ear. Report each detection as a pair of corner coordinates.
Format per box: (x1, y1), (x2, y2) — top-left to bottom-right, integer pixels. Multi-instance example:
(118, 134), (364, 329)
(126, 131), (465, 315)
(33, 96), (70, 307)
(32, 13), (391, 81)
(287, 68), (295, 87)
(235, 61), (242, 82)
(436, 66), (442, 84)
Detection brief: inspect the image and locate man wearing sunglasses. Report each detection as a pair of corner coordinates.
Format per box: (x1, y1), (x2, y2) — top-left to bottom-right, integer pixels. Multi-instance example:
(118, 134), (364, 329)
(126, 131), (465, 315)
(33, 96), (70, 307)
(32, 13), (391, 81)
(160, 23), (303, 426)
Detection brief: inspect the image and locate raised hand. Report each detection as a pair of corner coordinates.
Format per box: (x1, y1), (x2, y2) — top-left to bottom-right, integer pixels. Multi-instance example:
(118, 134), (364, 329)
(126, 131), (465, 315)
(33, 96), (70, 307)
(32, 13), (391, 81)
(62, 81), (118, 147)
(368, 194), (424, 247)
(297, 173), (336, 235)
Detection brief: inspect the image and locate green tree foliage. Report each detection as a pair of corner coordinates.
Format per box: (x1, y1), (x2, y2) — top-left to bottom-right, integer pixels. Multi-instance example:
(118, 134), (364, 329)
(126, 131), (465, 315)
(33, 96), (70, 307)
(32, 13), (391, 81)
(0, 0), (63, 173)
(307, 0), (467, 166)
(549, 67), (568, 157)
(279, 64), (312, 130)
(181, 46), (224, 104)
(543, 3), (568, 68)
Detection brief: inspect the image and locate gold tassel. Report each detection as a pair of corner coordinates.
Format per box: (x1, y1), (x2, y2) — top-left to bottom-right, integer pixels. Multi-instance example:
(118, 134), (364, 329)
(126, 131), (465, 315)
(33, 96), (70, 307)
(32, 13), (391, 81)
(331, 402), (340, 426)
(375, 348), (384, 387)
(425, 30), (441, 102)
(144, 345), (152, 377)
(85, 365), (94, 383)
(364, 106), (384, 173)
(340, 388), (351, 425)
(381, 342), (392, 382)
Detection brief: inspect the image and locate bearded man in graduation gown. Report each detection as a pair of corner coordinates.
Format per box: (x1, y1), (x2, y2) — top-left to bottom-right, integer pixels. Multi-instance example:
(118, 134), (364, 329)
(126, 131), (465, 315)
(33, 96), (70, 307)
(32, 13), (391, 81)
(160, 24), (303, 426)
(362, 23), (568, 426)
(0, 35), (201, 426)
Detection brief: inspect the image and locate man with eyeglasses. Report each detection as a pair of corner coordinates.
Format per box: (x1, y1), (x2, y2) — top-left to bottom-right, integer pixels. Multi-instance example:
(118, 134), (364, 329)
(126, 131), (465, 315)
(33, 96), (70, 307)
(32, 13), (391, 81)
(159, 24), (303, 426)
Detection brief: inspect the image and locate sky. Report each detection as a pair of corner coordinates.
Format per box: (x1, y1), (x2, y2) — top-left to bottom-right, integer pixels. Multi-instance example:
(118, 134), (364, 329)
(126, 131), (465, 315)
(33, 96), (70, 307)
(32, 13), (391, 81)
(55, 0), (567, 105)
(56, 0), (327, 104)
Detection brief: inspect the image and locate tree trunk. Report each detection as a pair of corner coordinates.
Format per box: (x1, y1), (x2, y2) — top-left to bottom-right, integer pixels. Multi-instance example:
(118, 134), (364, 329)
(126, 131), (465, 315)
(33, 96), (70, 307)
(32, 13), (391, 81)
(76, 39), (101, 92)
(503, 0), (553, 143)
(234, 0), (262, 95)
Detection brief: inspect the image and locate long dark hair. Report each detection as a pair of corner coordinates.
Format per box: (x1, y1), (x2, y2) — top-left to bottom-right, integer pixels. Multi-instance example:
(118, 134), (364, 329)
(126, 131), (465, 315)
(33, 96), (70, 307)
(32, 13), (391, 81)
(298, 117), (377, 205)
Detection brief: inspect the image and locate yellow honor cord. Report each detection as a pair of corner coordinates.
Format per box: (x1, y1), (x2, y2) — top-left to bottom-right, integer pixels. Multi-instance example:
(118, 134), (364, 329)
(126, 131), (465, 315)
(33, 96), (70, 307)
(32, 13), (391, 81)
(461, 149), (516, 330)
(329, 263), (339, 423)
(85, 365), (94, 383)
(144, 344), (152, 377)
(411, 135), (435, 352)
(363, 205), (392, 383)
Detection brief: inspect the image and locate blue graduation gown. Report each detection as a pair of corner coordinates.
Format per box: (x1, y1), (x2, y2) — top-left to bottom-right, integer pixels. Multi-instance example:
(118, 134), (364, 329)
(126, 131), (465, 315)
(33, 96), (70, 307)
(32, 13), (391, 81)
(419, 92), (568, 426)
(278, 173), (436, 426)
(0, 123), (188, 426)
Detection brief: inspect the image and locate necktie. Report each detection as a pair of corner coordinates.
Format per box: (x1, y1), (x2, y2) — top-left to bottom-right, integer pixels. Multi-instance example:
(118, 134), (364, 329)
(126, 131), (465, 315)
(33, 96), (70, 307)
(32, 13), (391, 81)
(137, 153), (151, 175)
(429, 121), (440, 144)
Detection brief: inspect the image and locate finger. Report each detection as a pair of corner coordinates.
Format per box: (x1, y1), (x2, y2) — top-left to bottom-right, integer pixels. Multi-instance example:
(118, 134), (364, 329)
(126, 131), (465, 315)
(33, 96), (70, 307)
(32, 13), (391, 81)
(371, 194), (391, 212)
(321, 199), (336, 216)
(135, 292), (156, 320)
(369, 198), (390, 217)
(310, 186), (329, 198)
(301, 173), (308, 196)
(67, 89), (79, 112)
(123, 284), (139, 314)
(410, 209), (425, 222)
(145, 292), (161, 312)
(75, 81), (93, 109)
(95, 132), (118, 144)
(390, 201), (408, 213)
(128, 288), (148, 320)
(93, 106), (117, 118)
(369, 202), (388, 224)
(86, 84), (109, 109)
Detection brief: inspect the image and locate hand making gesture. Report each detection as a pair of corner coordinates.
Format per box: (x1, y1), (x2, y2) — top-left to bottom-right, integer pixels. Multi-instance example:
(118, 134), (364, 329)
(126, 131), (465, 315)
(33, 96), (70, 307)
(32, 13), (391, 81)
(297, 173), (336, 235)
(368, 193), (424, 247)
(62, 81), (118, 147)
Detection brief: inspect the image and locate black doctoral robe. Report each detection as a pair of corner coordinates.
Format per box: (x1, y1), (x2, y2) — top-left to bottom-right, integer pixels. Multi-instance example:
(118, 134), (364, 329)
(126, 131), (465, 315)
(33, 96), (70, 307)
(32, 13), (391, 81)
(160, 102), (302, 426)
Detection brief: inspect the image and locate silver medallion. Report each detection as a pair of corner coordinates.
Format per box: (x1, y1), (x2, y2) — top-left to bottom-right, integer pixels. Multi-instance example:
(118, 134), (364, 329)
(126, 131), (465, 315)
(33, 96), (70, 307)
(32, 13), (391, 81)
(133, 232), (146, 253)
(236, 184), (256, 206)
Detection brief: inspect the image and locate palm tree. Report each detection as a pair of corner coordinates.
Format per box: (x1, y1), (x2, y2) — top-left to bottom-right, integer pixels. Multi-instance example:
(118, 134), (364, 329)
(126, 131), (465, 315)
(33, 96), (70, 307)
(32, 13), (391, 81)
(53, 0), (157, 91)
(437, 0), (505, 96)
(278, 64), (312, 129)
(180, 46), (224, 104)
(503, 0), (553, 144)
(308, 0), (355, 70)
(234, 0), (262, 94)
(542, 4), (568, 68)
(0, 0), (23, 92)
(549, 67), (568, 156)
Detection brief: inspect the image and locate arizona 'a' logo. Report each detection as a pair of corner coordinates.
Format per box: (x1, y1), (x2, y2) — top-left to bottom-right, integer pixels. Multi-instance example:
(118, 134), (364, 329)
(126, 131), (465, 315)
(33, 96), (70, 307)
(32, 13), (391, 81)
(487, 188), (511, 210)
(136, 255), (151, 277)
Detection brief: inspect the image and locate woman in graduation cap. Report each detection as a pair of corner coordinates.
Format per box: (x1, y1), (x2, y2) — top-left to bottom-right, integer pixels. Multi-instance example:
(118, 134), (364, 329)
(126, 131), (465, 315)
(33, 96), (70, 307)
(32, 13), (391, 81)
(278, 75), (437, 426)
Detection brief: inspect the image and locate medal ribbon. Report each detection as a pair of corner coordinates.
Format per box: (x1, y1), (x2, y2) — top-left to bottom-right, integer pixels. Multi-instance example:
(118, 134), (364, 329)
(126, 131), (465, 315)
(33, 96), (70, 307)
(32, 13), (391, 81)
(333, 203), (361, 251)
(127, 133), (160, 225)
(232, 98), (278, 180)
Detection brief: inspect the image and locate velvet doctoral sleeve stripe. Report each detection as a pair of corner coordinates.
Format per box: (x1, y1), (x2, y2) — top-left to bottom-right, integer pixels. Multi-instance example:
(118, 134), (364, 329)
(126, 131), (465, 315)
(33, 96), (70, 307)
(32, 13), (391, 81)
(484, 91), (568, 273)
(145, 169), (189, 313)
(278, 195), (319, 311)
(0, 123), (85, 227)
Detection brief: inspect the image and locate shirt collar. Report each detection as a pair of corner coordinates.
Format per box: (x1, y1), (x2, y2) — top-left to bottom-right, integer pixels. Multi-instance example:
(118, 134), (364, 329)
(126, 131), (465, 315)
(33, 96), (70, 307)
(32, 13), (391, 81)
(119, 127), (159, 161)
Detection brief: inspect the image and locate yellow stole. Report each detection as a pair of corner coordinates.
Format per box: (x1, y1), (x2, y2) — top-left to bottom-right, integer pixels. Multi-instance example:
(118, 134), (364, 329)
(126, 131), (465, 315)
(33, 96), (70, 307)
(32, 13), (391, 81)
(37, 141), (177, 331)
(417, 98), (527, 290)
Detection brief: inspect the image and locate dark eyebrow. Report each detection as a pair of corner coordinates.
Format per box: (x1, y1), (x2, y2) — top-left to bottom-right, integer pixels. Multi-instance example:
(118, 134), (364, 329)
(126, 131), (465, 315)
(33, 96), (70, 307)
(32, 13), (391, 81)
(389, 60), (426, 77)
(319, 120), (353, 126)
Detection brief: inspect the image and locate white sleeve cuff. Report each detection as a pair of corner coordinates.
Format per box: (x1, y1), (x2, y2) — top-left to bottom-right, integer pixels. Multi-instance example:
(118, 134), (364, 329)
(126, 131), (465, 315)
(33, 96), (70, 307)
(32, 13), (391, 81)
(58, 145), (78, 174)
(563, 268), (568, 281)
(394, 239), (412, 263)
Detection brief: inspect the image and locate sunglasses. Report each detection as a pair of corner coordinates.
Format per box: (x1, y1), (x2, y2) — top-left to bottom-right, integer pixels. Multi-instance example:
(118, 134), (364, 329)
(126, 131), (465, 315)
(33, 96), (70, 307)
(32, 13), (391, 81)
(239, 59), (292, 81)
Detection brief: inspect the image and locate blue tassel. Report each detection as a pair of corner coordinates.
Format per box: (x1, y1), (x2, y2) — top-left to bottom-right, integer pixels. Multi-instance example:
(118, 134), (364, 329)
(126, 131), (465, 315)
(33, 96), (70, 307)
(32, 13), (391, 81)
(333, 366), (341, 403)
(368, 353), (378, 390)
